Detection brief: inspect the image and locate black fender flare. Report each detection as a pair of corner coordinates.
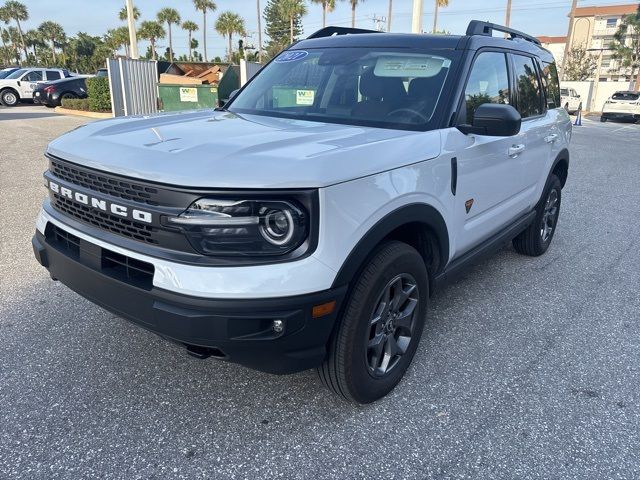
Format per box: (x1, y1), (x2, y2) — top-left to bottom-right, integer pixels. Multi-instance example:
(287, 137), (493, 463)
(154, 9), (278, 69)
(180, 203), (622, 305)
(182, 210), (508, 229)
(550, 148), (570, 188)
(331, 203), (450, 288)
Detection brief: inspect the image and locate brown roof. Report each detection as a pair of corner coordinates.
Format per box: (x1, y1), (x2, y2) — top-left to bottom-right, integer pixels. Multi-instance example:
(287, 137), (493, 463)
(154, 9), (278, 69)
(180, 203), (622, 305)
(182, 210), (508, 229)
(574, 4), (638, 17)
(537, 35), (567, 44)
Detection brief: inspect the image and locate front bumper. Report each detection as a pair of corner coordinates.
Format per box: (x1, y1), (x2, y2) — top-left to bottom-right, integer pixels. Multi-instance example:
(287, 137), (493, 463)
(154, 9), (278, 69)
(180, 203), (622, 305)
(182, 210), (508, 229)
(32, 226), (347, 374)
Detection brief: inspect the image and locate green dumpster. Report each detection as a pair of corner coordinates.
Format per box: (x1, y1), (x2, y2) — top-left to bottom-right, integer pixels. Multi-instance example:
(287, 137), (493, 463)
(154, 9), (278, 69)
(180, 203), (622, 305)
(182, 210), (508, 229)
(158, 84), (219, 111)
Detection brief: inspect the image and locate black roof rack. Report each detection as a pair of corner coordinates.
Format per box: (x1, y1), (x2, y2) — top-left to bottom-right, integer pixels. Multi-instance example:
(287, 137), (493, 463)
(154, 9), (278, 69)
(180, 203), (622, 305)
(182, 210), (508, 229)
(307, 26), (381, 39)
(466, 20), (541, 45)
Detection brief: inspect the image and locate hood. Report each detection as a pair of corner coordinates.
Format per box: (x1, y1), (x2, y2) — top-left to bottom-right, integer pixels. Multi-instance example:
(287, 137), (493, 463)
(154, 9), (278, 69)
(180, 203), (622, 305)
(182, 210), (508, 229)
(47, 110), (441, 189)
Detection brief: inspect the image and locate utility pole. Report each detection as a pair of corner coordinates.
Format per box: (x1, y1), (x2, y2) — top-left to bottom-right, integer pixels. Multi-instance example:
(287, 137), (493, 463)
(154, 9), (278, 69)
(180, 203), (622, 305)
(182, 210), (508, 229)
(373, 15), (386, 32)
(126, 0), (139, 59)
(561, 0), (579, 79)
(387, 0), (393, 32)
(257, 0), (263, 63)
(412, 0), (423, 34)
(505, 0), (512, 27)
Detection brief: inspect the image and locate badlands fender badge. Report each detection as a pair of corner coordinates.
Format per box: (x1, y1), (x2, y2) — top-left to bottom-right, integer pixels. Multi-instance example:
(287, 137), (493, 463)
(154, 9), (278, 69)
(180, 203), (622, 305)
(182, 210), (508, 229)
(465, 199), (474, 214)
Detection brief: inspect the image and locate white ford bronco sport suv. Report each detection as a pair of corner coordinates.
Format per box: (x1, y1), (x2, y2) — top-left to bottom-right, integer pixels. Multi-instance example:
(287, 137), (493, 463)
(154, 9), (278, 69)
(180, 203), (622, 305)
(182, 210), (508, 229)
(33, 22), (571, 404)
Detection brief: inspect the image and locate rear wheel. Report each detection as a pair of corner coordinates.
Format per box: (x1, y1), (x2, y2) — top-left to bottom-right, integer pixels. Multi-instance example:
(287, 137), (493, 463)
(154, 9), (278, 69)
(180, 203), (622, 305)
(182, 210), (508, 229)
(59, 92), (77, 106)
(513, 174), (562, 256)
(317, 241), (428, 404)
(600, 116), (607, 122)
(1, 89), (19, 107)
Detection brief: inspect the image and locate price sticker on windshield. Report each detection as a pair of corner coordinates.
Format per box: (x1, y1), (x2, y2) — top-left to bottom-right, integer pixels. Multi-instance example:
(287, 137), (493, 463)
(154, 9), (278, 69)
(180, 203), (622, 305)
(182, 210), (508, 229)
(296, 90), (315, 105)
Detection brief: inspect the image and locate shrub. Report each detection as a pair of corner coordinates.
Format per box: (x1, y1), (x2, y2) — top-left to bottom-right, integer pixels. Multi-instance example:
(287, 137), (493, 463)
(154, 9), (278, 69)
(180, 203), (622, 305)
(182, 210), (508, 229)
(86, 76), (112, 112)
(61, 98), (91, 111)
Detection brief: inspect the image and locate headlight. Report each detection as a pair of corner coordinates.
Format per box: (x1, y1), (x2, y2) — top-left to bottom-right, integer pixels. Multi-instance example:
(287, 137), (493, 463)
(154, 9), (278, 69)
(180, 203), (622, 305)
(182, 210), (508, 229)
(166, 197), (309, 256)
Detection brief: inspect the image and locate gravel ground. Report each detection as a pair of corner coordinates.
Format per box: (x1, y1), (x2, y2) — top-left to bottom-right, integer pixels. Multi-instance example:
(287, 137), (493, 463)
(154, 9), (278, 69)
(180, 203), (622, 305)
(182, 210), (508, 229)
(1, 105), (639, 479)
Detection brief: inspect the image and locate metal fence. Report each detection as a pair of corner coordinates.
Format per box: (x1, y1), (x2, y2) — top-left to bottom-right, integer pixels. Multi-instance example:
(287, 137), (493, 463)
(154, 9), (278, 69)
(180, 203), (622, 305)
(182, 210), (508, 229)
(107, 58), (159, 117)
(240, 59), (263, 86)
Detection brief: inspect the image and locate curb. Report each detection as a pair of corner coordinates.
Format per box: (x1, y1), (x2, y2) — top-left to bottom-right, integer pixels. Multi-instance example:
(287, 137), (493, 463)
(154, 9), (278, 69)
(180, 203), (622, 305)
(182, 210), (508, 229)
(54, 107), (112, 119)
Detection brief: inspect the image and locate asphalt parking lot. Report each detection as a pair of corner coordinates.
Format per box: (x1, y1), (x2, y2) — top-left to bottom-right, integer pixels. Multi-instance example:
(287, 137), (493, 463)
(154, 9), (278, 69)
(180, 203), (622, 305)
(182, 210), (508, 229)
(1, 105), (639, 479)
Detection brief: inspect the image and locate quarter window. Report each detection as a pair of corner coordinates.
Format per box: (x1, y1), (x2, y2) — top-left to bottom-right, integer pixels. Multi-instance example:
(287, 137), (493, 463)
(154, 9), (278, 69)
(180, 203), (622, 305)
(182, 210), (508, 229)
(540, 61), (561, 109)
(512, 55), (543, 118)
(463, 52), (510, 123)
(46, 70), (61, 81)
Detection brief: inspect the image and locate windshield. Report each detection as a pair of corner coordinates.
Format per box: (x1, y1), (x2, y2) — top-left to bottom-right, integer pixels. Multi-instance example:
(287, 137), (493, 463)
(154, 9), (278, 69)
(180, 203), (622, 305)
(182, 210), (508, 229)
(0, 69), (17, 79)
(229, 48), (456, 131)
(612, 91), (639, 101)
(6, 69), (27, 79)
(560, 88), (568, 95)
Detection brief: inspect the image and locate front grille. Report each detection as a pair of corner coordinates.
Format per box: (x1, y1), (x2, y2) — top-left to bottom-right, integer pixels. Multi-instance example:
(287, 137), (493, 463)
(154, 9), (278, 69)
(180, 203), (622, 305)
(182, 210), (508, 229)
(50, 158), (160, 206)
(51, 193), (159, 244)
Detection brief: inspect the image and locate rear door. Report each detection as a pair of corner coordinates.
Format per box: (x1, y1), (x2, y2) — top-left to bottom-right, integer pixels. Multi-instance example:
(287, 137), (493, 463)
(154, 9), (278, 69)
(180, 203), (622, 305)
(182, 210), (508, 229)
(449, 50), (530, 256)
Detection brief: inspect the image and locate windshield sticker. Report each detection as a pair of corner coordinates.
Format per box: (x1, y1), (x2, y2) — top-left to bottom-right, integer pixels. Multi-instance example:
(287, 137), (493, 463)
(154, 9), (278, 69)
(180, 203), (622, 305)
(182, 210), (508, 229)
(275, 51), (309, 63)
(374, 56), (450, 78)
(296, 89), (315, 105)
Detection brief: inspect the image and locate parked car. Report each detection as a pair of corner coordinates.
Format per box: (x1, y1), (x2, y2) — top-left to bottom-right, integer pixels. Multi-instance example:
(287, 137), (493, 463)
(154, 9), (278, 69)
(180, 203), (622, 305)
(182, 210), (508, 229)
(33, 76), (88, 108)
(601, 91), (640, 122)
(33, 21), (571, 404)
(560, 87), (581, 114)
(0, 67), (71, 106)
(0, 67), (20, 79)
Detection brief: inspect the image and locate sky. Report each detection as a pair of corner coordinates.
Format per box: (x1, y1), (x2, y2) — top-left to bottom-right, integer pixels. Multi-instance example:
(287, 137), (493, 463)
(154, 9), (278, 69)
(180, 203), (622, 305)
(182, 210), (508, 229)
(20, 0), (638, 58)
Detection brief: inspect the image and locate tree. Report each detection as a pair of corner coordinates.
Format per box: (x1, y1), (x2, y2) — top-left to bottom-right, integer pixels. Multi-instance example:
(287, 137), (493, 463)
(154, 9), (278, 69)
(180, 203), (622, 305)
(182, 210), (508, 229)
(157, 7), (180, 63)
(278, 0), (307, 43)
(3, 0), (28, 61)
(38, 21), (65, 64)
(610, 5), (640, 88)
(215, 11), (246, 61)
(138, 20), (165, 61)
(193, 0), (216, 62)
(182, 20), (198, 61)
(264, 0), (302, 57)
(118, 5), (140, 22)
(310, 0), (335, 28)
(24, 29), (43, 63)
(432, 0), (449, 34)
(349, 0), (363, 28)
(107, 26), (130, 57)
(563, 45), (598, 81)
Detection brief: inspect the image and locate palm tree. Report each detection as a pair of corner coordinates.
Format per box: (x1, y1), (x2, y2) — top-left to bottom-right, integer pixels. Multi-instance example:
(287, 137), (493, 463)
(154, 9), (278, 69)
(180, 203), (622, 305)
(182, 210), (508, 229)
(138, 20), (165, 61)
(24, 28), (42, 62)
(349, 0), (363, 28)
(432, 0), (449, 34)
(182, 20), (198, 61)
(3, 1), (28, 61)
(278, 0), (307, 44)
(215, 11), (246, 60)
(38, 21), (65, 64)
(157, 7), (180, 63)
(0, 7), (9, 62)
(118, 5), (140, 22)
(193, 0), (216, 62)
(310, 0), (335, 28)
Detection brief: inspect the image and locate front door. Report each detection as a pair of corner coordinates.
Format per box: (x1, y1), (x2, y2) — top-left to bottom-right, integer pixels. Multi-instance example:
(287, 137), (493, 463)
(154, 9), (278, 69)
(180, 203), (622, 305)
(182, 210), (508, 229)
(448, 50), (530, 257)
(19, 70), (44, 99)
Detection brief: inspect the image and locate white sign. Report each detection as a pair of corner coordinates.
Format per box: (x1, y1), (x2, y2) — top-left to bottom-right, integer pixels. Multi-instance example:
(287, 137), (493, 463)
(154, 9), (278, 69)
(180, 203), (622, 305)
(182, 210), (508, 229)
(296, 89), (315, 105)
(180, 87), (198, 103)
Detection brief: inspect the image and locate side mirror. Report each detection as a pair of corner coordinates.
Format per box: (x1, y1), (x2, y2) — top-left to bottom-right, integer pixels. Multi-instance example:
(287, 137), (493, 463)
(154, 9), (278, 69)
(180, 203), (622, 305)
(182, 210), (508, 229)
(457, 103), (521, 137)
(577, 94), (581, 98)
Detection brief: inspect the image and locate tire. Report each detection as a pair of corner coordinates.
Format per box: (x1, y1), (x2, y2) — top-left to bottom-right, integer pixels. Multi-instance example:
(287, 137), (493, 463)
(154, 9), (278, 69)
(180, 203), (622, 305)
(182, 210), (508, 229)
(317, 241), (429, 404)
(512, 174), (562, 256)
(564, 103), (569, 112)
(600, 116), (607, 122)
(1, 89), (19, 107)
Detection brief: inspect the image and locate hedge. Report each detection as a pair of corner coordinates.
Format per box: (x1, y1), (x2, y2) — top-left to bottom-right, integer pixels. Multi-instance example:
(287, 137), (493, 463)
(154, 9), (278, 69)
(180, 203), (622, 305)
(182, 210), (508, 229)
(61, 98), (90, 111)
(86, 77), (111, 112)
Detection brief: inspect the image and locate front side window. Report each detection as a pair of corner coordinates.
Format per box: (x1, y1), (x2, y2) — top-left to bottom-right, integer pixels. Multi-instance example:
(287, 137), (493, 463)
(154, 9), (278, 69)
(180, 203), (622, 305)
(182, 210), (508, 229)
(540, 61), (561, 109)
(463, 51), (510, 123)
(512, 55), (543, 118)
(23, 70), (43, 82)
(229, 48), (457, 131)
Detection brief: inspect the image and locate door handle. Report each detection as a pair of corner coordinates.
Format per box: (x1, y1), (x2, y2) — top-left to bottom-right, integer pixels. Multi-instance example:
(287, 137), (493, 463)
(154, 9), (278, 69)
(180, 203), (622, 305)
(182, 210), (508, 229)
(544, 134), (558, 143)
(508, 144), (526, 157)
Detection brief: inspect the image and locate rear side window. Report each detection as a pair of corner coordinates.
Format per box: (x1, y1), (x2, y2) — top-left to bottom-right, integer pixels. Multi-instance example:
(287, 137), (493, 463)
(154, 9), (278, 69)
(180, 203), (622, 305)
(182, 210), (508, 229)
(612, 92), (639, 101)
(512, 55), (543, 118)
(463, 51), (510, 123)
(540, 61), (561, 109)
(46, 70), (61, 81)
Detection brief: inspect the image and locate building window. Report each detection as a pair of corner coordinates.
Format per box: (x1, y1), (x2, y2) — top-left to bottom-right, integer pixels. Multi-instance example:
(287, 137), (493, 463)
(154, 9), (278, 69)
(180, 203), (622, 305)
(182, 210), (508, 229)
(606, 18), (617, 28)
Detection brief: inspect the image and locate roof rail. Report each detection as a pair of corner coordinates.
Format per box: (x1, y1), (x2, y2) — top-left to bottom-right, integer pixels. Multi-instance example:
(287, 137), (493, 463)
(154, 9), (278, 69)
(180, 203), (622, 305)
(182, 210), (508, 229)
(466, 20), (541, 45)
(307, 26), (381, 39)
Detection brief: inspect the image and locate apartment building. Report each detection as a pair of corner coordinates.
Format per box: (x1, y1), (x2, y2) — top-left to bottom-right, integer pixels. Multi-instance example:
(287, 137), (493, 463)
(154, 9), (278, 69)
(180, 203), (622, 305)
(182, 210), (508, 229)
(537, 36), (567, 66)
(568, 3), (638, 82)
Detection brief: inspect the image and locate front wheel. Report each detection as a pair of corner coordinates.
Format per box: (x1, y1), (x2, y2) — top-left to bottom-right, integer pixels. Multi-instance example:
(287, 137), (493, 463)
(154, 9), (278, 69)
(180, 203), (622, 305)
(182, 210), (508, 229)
(513, 174), (562, 256)
(1, 89), (19, 107)
(317, 241), (428, 404)
(600, 116), (607, 122)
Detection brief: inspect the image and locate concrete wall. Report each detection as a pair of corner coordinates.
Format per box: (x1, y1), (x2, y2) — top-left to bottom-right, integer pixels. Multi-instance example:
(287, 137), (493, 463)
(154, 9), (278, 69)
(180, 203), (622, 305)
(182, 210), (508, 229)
(562, 80), (635, 112)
